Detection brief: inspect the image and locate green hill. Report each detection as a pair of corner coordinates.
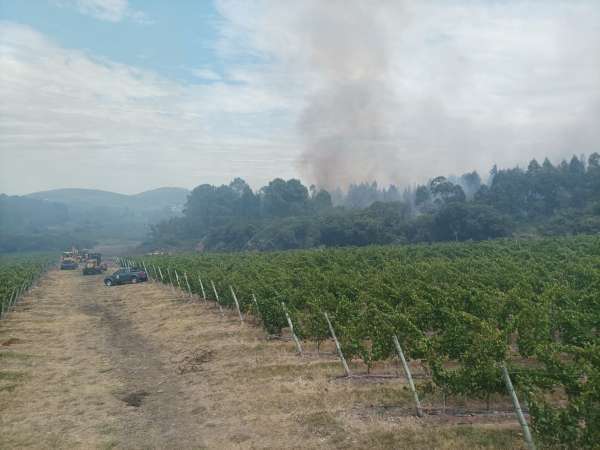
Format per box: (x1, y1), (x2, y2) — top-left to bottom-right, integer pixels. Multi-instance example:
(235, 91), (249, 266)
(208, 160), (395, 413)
(28, 187), (188, 211)
(0, 187), (189, 253)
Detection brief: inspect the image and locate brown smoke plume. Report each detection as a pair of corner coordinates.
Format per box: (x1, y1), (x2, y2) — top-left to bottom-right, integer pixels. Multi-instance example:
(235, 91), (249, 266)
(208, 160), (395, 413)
(296, 1), (407, 190)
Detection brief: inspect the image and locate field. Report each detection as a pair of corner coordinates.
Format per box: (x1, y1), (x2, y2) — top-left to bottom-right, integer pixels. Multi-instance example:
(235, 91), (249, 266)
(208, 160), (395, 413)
(0, 236), (597, 449)
(140, 235), (600, 449)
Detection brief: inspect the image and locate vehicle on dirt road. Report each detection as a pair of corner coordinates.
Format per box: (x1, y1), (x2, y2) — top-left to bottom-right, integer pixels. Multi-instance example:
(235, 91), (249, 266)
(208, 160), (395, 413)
(60, 258), (78, 270)
(104, 267), (148, 286)
(82, 253), (107, 275)
(60, 250), (79, 270)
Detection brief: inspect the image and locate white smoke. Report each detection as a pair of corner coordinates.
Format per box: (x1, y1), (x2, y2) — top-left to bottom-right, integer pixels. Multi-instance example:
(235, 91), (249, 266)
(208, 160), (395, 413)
(217, 0), (600, 189)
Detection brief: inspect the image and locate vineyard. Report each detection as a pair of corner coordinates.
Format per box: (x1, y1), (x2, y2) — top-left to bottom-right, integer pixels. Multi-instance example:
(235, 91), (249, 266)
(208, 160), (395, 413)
(0, 254), (55, 319)
(136, 235), (600, 449)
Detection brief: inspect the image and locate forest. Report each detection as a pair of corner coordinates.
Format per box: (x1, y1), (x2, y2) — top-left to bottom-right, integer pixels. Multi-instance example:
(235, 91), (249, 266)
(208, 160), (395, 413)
(147, 154), (600, 252)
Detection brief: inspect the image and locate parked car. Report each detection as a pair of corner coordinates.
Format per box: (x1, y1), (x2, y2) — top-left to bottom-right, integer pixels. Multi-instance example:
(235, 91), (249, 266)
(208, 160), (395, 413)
(104, 267), (148, 286)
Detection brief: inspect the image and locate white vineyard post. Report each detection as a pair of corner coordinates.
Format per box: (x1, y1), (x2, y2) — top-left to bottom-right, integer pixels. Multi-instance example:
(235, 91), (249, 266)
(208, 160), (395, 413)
(198, 276), (207, 302)
(282, 302), (302, 355)
(8, 288), (16, 313)
(14, 286), (20, 310)
(13, 283), (22, 311)
(167, 268), (176, 294)
(229, 286), (244, 322)
(174, 270), (182, 294)
(14, 284), (21, 308)
(169, 269), (177, 295)
(142, 262), (150, 281)
(501, 363), (536, 450)
(158, 266), (164, 282)
(393, 335), (423, 417)
(251, 293), (261, 322)
(210, 280), (224, 316)
(324, 312), (351, 377)
(18, 282), (25, 305)
(184, 272), (193, 299)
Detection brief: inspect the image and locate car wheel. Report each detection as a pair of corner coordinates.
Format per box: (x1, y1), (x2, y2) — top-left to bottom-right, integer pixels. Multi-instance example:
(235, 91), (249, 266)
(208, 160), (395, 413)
(131, 277), (138, 284)
(105, 279), (113, 286)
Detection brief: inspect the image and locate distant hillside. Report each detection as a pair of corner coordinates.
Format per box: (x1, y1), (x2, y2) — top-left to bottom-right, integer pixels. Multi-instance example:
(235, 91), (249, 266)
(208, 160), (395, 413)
(28, 188), (129, 206)
(133, 187), (189, 205)
(28, 187), (188, 211)
(0, 194), (68, 232)
(0, 187), (189, 253)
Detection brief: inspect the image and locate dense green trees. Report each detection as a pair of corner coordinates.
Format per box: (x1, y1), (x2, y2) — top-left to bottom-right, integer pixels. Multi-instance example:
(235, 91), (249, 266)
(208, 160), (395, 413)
(147, 153), (599, 252)
(474, 153), (600, 219)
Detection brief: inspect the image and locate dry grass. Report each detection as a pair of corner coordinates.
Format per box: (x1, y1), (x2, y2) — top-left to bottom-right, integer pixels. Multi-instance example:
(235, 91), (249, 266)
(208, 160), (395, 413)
(0, 269), (525, 449)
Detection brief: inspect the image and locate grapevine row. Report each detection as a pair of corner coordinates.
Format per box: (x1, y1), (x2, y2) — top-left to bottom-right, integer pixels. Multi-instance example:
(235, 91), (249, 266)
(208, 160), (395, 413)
(0, 254), (56, 319)
(132, 235), (599, 449)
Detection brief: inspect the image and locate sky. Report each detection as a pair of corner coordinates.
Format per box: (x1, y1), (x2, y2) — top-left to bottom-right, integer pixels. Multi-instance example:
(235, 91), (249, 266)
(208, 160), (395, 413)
(0, 0), (599, 195)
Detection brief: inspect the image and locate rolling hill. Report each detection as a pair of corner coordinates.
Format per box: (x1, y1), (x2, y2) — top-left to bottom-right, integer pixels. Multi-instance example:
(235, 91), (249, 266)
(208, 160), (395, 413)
(0, 187), (189, 252)
(27, 187), (189, 211)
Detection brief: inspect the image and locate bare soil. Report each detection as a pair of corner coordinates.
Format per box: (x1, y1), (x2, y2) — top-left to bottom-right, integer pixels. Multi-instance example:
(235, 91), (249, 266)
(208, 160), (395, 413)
(0, 269), (526, 449)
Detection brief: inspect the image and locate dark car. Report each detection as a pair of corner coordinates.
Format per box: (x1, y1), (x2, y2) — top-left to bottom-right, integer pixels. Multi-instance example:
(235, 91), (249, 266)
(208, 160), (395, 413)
(104, 267), (148, 286)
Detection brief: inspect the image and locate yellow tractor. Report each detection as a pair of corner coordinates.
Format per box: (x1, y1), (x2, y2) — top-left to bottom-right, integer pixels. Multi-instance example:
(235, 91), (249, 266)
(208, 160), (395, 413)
(82, 253), (104, 275)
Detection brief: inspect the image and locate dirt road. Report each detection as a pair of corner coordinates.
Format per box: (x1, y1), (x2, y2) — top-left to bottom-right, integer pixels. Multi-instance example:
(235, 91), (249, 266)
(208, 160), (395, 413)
(0, 269), (523, 449)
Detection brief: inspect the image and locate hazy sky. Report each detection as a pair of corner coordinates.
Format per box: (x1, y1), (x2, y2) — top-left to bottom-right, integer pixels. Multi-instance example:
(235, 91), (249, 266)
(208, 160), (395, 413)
(1, 0), (599, 194)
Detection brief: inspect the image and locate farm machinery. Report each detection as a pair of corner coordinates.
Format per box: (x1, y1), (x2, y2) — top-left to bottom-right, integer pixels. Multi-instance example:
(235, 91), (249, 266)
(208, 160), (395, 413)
(60, 250), (79, 270)
(82, 253), (107, 275)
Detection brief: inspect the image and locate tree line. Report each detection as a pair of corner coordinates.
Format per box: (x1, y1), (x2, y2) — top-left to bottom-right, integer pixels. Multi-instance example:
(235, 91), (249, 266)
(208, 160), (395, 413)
(146, 153), (600, 252)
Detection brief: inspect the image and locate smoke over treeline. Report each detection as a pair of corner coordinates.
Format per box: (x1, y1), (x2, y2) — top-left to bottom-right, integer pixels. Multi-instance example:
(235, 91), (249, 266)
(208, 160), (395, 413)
(232, 0), (600, 191)
(297, 1), (405, 190)
(146, 152), (600, 252)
